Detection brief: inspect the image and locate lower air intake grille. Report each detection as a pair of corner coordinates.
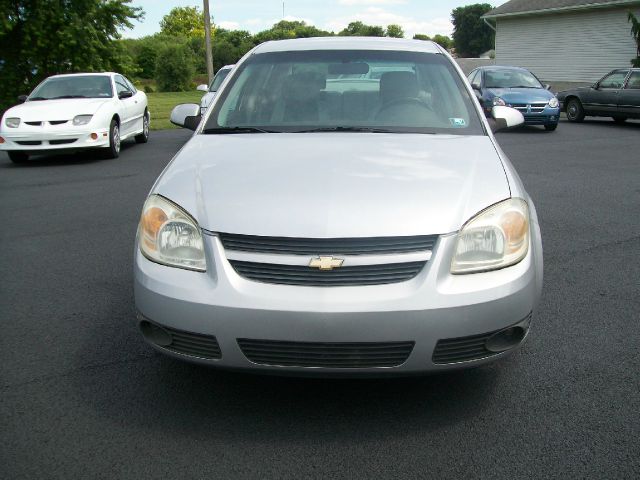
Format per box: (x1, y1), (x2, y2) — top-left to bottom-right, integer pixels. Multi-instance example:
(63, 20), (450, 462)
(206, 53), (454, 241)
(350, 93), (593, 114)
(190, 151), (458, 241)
(229, 260), (426, 286)
(238, 339), (415, 368)
(49, 139), (77, 145)
(218, 233), (438, 255)
(162, 326), (221, 360)
(16, 141), (42, 146)
(432, 314), (531, 364)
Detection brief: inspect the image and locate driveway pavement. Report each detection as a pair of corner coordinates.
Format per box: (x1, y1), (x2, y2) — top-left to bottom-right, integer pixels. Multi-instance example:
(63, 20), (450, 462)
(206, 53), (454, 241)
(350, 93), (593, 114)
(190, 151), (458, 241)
(1, 119), (639, 478)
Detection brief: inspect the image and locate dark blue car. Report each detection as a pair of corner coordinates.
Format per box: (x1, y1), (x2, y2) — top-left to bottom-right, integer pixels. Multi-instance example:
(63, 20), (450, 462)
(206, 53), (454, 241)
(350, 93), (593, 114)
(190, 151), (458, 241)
(467, 66), (560, 131)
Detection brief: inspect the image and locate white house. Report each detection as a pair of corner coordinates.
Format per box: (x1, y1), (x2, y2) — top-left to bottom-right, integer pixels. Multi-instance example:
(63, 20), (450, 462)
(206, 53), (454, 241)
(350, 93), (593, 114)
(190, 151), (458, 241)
(483, 0), (640, 84)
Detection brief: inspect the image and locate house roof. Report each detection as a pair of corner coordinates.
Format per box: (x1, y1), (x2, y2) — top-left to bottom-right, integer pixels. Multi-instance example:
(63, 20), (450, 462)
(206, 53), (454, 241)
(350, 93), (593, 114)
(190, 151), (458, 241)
(484, 0), (640, 18)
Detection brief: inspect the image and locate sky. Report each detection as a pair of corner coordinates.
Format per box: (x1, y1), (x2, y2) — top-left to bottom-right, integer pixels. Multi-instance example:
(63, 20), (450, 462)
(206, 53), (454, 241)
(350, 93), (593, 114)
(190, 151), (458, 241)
(124, 0), (506, 39)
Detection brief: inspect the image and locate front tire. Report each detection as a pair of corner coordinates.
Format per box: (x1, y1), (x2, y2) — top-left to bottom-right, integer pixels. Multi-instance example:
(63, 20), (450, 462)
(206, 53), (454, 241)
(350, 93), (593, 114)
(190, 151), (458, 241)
(104, 119), (121, 159)
(135, 111), (150, 144)
(612, 117), (627, 124)
(544, 124), (558, 131)
(566, 98), (585, 122)
(8, 151), (29, 163)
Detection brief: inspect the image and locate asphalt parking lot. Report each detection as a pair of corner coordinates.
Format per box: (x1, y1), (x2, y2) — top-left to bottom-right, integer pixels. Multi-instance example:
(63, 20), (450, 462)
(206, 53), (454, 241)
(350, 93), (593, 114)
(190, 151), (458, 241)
(1, 119), (639, 478)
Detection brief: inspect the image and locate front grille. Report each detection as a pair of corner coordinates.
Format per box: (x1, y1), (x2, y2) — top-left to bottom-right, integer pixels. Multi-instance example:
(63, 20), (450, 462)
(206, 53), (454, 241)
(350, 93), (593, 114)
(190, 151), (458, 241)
(432, 314), (531, 364)
(16, 141), (42, 146)
(238, 339), (415, 368)
(49, 139), (77, 145)
(511, 102), (547, 114)
(49, 120), (68, 125)
(218, 233), (437, 255)
(229, 260), (426, 286)
(161, 325), (221, 360)
(25, 121), (42, 126)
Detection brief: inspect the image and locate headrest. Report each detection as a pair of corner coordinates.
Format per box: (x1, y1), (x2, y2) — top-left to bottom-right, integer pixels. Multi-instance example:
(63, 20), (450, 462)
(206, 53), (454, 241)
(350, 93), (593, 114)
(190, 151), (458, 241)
(283, 72), (327, 101)
(379, 71), (419, 103)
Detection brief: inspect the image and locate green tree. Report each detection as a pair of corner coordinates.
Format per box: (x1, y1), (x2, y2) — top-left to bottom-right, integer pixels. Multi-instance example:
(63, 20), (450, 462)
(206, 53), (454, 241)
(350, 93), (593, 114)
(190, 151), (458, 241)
(630, 11), (640, 67)
(451, 3), (495, 57)
(0, 0), (143, 113)
(155, 43), (195, 92)
(339, 21), (385, 37)
(432, 34), (453, 50)
(253, 20), (332, 43)
(385, 24), (404, 38)
(160, 6), (206, 38)
(413, 34), (431, 41)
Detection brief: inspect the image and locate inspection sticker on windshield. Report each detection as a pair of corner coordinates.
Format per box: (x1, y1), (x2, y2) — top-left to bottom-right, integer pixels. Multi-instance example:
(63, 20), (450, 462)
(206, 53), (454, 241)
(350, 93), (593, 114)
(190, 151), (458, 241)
(449, 118), (466, 127)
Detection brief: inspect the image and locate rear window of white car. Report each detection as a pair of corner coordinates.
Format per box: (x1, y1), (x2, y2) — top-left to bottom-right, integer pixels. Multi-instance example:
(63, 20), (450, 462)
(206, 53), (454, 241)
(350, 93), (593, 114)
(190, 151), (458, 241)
(30, 76), (113, 100)
(205, 50), (484, 135)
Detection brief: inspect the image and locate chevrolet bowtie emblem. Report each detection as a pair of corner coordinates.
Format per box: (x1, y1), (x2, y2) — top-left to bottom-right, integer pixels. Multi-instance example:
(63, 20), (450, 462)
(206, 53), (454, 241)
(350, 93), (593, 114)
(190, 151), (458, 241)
(309, 256), (344, 271)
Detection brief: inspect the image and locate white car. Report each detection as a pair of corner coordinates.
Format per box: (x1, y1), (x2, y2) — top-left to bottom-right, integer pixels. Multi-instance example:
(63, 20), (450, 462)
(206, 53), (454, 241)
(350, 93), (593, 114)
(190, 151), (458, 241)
(196, 65), (234, 115)
(0, 72), (149, 163)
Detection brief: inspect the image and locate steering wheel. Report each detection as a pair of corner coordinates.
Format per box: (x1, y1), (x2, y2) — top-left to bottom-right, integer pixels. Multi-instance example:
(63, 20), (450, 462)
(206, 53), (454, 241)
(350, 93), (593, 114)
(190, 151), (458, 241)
(375, 97), (433, 119)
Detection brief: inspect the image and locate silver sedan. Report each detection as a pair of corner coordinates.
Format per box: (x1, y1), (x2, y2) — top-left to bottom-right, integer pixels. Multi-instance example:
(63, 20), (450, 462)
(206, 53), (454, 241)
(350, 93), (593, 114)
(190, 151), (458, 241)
(134, 37), (542, 375)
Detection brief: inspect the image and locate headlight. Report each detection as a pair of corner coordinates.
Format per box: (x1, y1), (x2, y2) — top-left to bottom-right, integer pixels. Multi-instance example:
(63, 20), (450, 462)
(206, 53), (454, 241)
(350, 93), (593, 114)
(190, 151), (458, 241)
(548, 97), (559, 108)
(138, 195), (206, 272)
(5, 117), (20, 128)
(72, 115), (93, 126)
(492, 97), (506, 106)
(451, 198), (530, 274)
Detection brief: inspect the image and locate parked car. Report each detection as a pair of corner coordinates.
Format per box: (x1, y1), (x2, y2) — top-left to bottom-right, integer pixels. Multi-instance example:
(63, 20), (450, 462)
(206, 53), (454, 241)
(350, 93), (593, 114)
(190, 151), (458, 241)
(196, 64), (234, 115)
(468, 66), (560, 131)
(0, 73), (149, 163)
(135, 37), (542, 376)
(557, 68), (640, 123)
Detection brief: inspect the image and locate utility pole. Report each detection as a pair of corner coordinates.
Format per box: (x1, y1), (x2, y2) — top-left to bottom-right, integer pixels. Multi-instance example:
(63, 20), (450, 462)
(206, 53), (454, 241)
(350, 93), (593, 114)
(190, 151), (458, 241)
(203, 0), (214, 84)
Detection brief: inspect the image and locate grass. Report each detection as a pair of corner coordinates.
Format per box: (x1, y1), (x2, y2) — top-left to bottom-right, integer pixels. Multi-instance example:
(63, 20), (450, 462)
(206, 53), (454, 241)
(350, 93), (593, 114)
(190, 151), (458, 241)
(146, 91), (203, 130)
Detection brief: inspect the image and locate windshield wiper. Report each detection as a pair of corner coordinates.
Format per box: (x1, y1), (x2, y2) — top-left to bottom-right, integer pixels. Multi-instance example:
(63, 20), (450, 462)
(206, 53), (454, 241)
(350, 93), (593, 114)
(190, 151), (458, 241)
(50, 95), (88, 99)
(202, 126), (277, 134)
(28, 97), (47, 101)
(292, 126), (396, 133)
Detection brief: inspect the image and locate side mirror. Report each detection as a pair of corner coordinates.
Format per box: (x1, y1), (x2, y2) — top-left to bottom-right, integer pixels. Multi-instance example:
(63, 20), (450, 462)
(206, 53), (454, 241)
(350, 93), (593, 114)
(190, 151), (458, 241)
(592, 82), (599, 90)
(489, 106), (524, 133)
(170, 103), (201, 130)
(118, 90), (134, 99)
(17, 95), (28, 103)
(471, 83), (481, 91)
(544, 84), (551, 91)
(196, 84), (209, 93)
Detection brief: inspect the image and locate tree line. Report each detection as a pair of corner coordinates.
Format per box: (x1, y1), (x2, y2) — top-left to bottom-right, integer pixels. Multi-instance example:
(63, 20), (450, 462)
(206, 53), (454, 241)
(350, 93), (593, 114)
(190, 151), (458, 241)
(0, 1), (495, 111)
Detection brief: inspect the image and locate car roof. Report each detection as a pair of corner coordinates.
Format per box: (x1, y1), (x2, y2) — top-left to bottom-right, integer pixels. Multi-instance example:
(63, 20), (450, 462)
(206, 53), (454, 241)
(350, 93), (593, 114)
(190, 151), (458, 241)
(47, 72), (115, 79)
(253, 37), (442, 54)
(477, 66), (530, 72)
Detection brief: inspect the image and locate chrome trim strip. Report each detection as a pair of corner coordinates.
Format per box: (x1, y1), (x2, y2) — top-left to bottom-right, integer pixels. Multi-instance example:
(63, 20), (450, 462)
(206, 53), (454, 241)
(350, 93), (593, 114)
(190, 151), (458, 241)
(224, 250), (432, 266)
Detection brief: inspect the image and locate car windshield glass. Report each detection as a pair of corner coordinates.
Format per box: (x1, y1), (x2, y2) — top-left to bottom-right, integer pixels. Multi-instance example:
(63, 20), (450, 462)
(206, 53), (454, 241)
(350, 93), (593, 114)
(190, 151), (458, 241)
(29, 76), (113, 100)
(204, 50), (484, 135)
(485, 69), (543, 89)
(209, 68), (231, 92)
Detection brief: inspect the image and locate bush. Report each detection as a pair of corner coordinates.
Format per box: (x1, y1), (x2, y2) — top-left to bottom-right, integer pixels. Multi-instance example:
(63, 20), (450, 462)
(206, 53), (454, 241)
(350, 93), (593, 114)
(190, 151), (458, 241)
(144, 85), (155, 93)
(155, 44), (195, 92)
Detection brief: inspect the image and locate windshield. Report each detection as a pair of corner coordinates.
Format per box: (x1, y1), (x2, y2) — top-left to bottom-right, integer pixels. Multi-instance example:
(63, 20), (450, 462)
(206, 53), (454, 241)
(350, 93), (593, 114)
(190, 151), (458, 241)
(484, 69), (543, 89)
(204, 50), (484, 135)
(29, 76), (113, 100)
(209, 68), (232, 92)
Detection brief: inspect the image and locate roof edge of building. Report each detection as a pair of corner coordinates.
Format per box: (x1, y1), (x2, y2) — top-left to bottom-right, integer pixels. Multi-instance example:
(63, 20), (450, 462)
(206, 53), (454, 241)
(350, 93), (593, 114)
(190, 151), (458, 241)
(483, 0), (640, 19)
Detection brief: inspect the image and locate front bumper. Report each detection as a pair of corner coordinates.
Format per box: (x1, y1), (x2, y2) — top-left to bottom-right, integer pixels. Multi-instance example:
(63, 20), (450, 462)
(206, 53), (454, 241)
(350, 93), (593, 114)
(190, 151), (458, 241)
(134, 223), (543, 376)
(0, 125), (109, 151)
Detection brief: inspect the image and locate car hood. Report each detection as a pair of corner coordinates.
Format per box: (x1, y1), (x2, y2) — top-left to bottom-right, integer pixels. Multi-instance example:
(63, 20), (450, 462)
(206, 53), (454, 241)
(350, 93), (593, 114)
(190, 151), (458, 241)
(487, 87), (554, 104)
(5, 98), (111, 121)
(556, 86), (590, 99)
(153, 133), (511, 237)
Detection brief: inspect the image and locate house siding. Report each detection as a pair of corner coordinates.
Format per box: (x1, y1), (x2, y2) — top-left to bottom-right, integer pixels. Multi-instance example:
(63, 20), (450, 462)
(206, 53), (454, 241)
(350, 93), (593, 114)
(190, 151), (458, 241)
(495, 7), (640, 82)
